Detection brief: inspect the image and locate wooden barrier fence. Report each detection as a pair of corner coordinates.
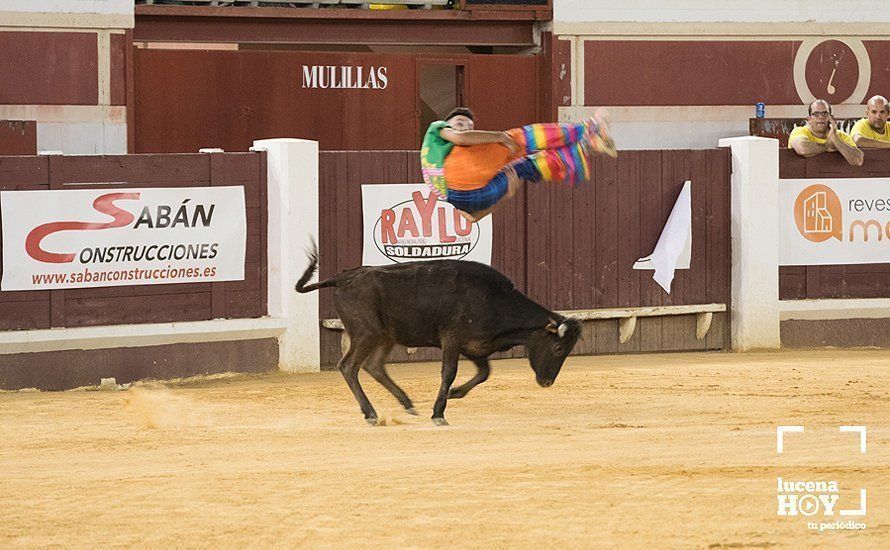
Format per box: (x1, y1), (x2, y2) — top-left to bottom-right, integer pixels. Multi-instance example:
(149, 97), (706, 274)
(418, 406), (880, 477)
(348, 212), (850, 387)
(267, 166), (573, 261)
(317, 148), (732, 366)
(0, 152), (268, 331)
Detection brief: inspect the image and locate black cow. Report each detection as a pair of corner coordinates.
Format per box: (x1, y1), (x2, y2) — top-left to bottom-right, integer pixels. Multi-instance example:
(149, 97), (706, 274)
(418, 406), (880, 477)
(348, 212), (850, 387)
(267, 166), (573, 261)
(296, 248), (581, 426)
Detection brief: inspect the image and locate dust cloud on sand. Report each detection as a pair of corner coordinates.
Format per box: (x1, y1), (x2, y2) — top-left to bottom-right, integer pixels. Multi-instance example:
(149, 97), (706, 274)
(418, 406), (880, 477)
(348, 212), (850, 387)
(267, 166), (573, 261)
(1, 350), (889, 548)
(122, 387), (213, 429)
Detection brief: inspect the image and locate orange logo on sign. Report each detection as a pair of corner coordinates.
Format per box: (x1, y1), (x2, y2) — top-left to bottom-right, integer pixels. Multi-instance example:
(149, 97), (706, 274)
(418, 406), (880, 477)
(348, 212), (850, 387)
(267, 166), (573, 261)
(794, 184), (843, 242)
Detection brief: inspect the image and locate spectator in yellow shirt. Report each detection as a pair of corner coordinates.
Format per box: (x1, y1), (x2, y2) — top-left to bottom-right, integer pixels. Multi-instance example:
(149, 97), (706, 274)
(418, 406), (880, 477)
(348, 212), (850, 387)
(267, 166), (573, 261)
(851, 95), (890, 148)
(789, 99), (863, 166)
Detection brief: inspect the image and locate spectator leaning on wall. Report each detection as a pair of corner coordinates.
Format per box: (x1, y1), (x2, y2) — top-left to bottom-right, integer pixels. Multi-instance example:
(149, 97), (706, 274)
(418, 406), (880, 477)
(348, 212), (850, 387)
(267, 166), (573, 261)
(789, 99), (864, 166)
(851, 95), (890, 149)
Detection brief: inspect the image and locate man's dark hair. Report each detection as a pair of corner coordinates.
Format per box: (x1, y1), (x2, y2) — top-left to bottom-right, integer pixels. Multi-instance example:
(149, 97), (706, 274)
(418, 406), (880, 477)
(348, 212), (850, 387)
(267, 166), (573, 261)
(444, 107), (474, 122)
(808, 100), (832, 116)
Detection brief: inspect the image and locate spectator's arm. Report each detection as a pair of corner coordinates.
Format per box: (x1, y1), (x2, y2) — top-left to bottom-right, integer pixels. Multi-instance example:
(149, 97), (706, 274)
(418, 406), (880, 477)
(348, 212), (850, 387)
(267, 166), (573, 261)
(833, 137), (865, 166)
(852, 135), (890, 149)
(789, 137), (828, 158)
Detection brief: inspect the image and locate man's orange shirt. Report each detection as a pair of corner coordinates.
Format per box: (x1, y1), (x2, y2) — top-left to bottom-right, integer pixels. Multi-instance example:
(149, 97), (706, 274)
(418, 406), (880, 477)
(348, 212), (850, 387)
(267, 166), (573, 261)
(443, 143), (520, 191)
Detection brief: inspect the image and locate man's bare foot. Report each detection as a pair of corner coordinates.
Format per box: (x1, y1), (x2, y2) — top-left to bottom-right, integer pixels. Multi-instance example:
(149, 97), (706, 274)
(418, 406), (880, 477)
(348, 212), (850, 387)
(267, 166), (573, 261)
(505, 166), (522, 199)
(458, 209), (481, 223)
(584, 108), (617, 158)
(458, 206), (494, 223)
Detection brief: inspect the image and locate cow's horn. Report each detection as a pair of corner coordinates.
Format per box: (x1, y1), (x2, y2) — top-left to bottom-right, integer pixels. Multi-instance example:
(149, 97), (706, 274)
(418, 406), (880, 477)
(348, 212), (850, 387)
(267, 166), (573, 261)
(557, 322), (569, 338)
(546, 318), (559, 333)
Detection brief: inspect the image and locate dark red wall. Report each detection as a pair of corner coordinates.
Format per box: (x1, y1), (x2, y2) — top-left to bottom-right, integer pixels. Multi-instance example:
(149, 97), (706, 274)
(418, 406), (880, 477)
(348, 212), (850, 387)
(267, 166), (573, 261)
(134, 49), (541, 153)
(0, 121), (37, 155)
(584, 40), (800, 106)
(0, 32), (98, 105)
(583, 39), (890, 107)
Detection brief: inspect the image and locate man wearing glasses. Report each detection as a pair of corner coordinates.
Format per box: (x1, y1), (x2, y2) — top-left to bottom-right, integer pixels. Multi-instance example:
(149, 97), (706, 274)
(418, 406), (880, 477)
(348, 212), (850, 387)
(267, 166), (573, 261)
(789, 99), (864, 166)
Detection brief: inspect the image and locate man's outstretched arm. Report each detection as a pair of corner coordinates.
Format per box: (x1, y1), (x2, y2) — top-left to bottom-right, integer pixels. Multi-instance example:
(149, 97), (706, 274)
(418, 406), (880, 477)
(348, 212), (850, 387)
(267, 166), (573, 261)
(440, 128), (518, 153)
(852, 135), (890, 149)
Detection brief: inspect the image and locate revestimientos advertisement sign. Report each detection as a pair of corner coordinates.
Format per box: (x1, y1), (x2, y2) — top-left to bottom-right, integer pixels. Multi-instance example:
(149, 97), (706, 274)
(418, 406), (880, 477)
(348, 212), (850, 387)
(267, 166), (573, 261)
(780, 178), (890, 265)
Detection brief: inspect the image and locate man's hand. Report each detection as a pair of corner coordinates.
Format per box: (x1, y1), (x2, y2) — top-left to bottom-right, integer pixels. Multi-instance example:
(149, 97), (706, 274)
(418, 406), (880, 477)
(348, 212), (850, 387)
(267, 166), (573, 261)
(824, 116), (840, 151)
(500, 132), (520, 155)
(825, 115), (865, 166)
(826, 116), (838, 146)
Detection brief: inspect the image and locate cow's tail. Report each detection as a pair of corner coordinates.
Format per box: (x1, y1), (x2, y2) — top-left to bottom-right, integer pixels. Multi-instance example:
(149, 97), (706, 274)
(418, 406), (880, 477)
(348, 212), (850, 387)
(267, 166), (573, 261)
(295, 239), (339, 293)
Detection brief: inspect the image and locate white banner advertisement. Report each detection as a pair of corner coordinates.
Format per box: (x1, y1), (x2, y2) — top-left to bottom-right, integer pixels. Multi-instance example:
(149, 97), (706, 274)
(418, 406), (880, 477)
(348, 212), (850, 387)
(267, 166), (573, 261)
(361, 184), (493, 266)
(780, 177), (890, 266)
(1, 187), (246, 291)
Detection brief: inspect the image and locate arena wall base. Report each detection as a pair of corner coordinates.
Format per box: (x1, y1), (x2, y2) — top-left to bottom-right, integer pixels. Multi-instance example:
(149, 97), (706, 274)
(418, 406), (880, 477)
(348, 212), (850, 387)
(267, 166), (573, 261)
(0, 318), (285, 390)
(779, 298), (890, 348)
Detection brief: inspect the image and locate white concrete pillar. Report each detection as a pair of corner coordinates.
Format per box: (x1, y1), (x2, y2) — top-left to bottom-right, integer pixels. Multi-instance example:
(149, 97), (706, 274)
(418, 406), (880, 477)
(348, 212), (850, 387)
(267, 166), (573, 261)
(718, 136), (781, 350)
(252, 138), (320, 372)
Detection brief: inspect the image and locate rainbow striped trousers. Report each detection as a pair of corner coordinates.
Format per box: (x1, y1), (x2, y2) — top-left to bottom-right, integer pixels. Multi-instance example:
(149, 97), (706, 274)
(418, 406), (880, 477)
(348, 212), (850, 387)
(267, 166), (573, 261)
(446, 122), (592, 213)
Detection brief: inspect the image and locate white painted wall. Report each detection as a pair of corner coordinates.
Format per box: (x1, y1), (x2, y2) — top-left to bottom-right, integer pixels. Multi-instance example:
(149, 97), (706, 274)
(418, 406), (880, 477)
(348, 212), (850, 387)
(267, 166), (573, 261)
(0, 2), (131, 154)
(0, 0), (132, 15)
(0, 1), (133, 29)
(253, 138), (321, 373)
(718, 136), (781, 350)
(554, 2), (890, 149)
(555, 0), (890, 23)
(38, 122), (127, 154)
(560, 104), (867, 150)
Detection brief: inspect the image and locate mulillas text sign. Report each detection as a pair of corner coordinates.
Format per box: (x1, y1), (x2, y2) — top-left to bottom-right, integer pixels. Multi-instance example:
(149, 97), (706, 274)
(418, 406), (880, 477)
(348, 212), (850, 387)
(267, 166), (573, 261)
(780, 178), (890, 266)
(0, 187), (246, 291)
(361, 184), (492, 266)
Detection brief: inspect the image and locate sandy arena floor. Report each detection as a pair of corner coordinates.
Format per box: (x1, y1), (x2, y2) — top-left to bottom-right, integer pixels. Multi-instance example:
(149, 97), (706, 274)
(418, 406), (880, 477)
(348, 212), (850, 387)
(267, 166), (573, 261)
(1, 350), (889, 548)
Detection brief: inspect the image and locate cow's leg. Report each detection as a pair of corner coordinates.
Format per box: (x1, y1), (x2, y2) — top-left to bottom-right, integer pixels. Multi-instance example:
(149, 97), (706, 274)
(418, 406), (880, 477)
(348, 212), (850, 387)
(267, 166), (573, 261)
(431, 344), (460, 426)
(338, 334), (380, 425)
(361, 342), (417, 415)
(448, 357), (490, 399)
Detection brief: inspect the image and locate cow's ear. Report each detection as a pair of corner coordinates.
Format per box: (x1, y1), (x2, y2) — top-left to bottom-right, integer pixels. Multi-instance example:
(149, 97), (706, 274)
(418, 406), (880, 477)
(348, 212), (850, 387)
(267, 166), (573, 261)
(545, 318), (559, 334)
(557, 323), (569, 338)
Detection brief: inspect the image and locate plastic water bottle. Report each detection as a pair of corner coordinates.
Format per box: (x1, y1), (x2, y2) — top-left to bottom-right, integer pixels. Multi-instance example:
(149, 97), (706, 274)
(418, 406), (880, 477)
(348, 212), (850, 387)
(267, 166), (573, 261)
(756, 102), (765, 118)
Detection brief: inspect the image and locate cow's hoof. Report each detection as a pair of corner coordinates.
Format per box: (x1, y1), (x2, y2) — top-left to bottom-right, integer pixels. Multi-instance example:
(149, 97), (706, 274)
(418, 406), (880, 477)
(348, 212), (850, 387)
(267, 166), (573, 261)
(432, 417), (449, 427)
(405, 407), (418, 416)
(365, 417), (379, 426)
(448, 388), (467, 399)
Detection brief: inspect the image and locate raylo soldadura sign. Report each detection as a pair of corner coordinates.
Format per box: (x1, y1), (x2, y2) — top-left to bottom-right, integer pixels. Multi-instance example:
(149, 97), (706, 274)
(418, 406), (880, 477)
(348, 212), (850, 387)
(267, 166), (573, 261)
(361, 184), (493, 266)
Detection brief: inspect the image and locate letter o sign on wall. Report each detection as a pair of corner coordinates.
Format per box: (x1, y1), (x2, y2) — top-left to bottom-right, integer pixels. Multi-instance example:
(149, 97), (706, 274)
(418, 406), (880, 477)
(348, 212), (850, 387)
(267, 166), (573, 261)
(794, 39), (871, 105)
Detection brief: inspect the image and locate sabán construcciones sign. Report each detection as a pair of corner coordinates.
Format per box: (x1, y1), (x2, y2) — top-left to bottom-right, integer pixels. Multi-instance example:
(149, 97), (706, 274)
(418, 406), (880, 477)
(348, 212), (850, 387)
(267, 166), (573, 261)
(1, 187), (246, 291)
